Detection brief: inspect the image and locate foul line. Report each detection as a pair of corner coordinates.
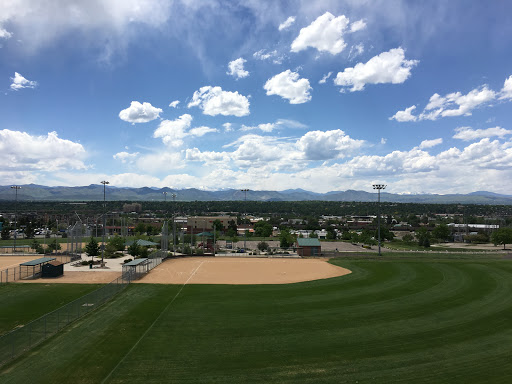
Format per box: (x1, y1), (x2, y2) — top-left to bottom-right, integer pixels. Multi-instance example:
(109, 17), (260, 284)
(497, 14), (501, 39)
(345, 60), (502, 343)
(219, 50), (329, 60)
(100, 260), (205, 384)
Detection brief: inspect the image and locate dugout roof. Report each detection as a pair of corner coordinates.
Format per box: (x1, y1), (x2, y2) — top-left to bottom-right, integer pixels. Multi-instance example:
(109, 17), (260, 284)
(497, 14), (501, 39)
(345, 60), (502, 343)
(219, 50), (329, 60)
(124, 258), (148, 266)
(20, 257), (56, 266)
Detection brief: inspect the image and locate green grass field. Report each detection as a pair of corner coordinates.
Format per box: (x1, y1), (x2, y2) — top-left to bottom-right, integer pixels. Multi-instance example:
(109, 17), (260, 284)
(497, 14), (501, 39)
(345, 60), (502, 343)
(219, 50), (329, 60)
(1, 257), (512, 383)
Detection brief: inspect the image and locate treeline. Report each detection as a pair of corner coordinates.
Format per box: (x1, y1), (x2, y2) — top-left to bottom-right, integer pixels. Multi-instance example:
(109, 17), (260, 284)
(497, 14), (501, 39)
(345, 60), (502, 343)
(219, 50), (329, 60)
(1, 200), (512, 220)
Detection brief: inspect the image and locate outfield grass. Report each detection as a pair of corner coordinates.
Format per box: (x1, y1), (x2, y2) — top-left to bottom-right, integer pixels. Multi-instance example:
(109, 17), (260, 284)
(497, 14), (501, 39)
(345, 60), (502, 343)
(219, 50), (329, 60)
(1, 257), (512, 383)
(0, 284), (102, 336)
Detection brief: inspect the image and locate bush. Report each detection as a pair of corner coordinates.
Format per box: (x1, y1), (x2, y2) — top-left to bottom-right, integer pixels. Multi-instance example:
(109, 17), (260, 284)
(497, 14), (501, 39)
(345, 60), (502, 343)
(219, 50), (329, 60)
(123, 258), (133, 263)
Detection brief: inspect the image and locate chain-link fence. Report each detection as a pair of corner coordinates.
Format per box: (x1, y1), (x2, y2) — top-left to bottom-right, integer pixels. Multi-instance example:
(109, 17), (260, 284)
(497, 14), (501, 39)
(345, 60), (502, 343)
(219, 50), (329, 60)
(0, 273), (130, 367)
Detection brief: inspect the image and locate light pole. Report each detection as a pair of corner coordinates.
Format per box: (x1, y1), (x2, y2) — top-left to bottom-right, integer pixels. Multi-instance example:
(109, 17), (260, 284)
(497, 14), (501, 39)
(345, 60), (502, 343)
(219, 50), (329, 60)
(172, 193), (177, 256)
(101, 181), (109, 264)
(241, 189), (249, 251)
(372, 184), (386, 256)
(11, 186), (21, 254)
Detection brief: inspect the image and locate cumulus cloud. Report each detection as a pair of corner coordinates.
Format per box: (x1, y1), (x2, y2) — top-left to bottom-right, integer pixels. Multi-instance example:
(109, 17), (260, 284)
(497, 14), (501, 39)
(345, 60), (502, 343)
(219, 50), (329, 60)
(169, 100), (180, 108)
(291, 12), (349, 55)
(419, 138), (443, 149)
(349, 19), (366, 32)
(428, 86), (496, 118)
(348, 43), (364, 60)
(264, 70), (312, 104)
(187, 86), (250, 116)
(499, 75), (512, 100)
(240, 118), (307, 133)
(10, 72), (37, 90)
(137, 152), (184, 173)
(223, 122), (233, 132)
(334, 48), (418, 91)
(227, 58), (249, 79)
(119, 101), (163, 124)
(453, 126), (512, 141)
(113, 151), (139, 164)
(319, 72), (333, 84)
(0, 129), (87, 171)
(241, 123), (276, 132)
(389, 105), (417, 122)
(279, 16), (296, 31)
(296, 130), (365, 160)
(153, 114), (217, 146)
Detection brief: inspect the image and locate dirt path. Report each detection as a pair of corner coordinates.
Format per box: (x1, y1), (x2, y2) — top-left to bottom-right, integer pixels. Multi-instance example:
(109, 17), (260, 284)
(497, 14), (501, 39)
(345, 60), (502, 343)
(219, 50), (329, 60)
(0, 256), (41, 270)
(135, 257), (351, 285)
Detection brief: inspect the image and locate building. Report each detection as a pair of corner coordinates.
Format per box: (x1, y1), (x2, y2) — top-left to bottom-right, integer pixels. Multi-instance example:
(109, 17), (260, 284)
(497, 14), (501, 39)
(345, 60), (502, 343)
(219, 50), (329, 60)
(186, 216), (236, 234)
(296, 238), (321, 257)
(123, 203), (142, 213)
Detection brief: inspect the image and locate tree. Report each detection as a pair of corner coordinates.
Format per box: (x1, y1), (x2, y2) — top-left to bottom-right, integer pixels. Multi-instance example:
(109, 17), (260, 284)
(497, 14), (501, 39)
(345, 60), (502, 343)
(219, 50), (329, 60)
(135, 223), (146, 235)
(279, 229), (295, 248)
(309, 231), (318, 238)
(491, 227), (512, 249)
(326, 227), (337, 240)
(108, 236), (126, 251)
(402, 233), (414, 243)
(432, 224), (451, 242)
(415, 227), (431, 248)
(257, 241), (270, 252)
(85, 237), (100, 257)
(212, 219), (224, 233)
(254, 221), (272, 238)
(128, 242), (140, 257)
(25, 223), (35, 239)
(47, 239), (61, 253)
(1, 226), (10, 240)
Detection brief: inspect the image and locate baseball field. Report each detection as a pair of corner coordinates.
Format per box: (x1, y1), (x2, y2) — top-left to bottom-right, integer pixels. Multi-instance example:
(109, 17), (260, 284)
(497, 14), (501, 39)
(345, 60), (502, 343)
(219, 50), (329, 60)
(1, 256), (512, 383)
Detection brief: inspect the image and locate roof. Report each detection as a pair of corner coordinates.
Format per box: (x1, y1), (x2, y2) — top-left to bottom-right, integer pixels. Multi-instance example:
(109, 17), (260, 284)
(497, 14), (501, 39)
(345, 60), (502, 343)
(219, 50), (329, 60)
(126, 239), (159, 247)
(297, 238), (321, 247)
(20, 257), (56, 266)
(47, 260), (64, 267)
(196, 232), (213, 237)
(124, 258), (148, 266)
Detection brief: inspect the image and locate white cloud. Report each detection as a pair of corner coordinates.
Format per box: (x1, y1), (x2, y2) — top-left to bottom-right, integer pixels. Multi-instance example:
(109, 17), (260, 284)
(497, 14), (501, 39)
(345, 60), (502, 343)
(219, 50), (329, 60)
(275, 119), (308, 129)
(419, 138), (443, 149)
(499, 75), (512, 100)
(439, 87), (496, 117)
(189, 126), (218, 136)
(453, 126), (512, 141)
(169, 100), (180, 108)
(348, 43), (364, 60)
(241, 123), (276, 133)
(0, 27), (12, 39)
(185, 148), (231, 164)
(223, 122), (233, 132)
(153, 114), (193, 147)
(279, 16), (296, 31)
(10, 72), (37, 90)
(291, 12), (349, 55)
(119, 101), (163, 124)
(227, 57), (249, 79)
(319, 72), (333, 84)
(253, 49), (284, 64)
(349, 19), (366, 32)
(137, 152), (184, 172)
(113, 151), (139, 164)
(0, 129), (87, 172)
(389, 105), (417, 122)
(296, 130), (365, 160)
(188, 86), (250, 116)
(334, 48), (418, 91)
(263, 70), (312, 104)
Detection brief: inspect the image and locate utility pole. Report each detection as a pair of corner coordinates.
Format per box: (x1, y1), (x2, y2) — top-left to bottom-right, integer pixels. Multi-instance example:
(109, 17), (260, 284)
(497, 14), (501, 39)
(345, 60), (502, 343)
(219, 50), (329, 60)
(241, 189), (249, 251)
(372, 184), (386, 256)
(11, 186), (21, 254)
(172, 193), (177, 256)
(101, 181), (109, 264)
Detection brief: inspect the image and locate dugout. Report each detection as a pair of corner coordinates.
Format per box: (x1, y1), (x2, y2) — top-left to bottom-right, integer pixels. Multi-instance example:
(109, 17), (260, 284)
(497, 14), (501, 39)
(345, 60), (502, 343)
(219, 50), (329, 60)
(122, 258), (149, 280)
(296, 238), (321, 257)
(41, 260), (64, 278)
(19, 257), (56, 279)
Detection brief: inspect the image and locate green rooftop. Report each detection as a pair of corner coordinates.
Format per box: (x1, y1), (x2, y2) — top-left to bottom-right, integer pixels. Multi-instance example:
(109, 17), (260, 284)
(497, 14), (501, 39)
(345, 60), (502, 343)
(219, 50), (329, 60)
(297, 238), (321, 247)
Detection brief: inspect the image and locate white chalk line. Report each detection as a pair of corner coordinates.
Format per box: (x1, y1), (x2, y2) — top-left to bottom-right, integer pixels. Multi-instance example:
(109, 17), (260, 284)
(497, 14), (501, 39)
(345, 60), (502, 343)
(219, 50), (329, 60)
(100, 260), (205, 384)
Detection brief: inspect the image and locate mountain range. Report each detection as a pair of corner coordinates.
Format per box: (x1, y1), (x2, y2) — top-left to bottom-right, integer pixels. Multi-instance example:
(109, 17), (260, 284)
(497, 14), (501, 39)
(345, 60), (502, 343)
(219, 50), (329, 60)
(1, 185), (512, 205)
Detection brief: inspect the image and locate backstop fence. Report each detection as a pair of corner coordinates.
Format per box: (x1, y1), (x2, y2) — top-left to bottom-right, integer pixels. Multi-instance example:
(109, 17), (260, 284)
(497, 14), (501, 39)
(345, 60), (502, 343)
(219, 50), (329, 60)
(0, 249), (168, 367)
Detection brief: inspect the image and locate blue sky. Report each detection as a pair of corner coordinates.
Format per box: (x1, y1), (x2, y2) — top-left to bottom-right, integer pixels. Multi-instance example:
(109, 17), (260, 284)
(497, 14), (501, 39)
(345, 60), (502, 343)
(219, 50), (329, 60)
(1, 0), (512, 194)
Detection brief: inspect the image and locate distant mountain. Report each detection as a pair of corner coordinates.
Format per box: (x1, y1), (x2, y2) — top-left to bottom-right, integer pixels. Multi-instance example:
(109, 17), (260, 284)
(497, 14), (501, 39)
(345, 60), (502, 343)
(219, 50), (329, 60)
(1, 184), (512, 204)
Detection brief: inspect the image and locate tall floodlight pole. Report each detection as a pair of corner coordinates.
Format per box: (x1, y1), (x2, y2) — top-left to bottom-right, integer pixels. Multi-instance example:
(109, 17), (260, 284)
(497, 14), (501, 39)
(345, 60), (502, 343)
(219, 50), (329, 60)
(101, 181), (109, 264)
(241, 189), (249, 251)
(172, 193), (177, 256)
(372, 184), (386, 256)
(11, 186), (21, 254)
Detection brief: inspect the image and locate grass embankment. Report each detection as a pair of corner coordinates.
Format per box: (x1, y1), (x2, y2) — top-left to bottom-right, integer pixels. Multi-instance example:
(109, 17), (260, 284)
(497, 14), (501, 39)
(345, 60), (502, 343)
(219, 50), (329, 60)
(0, 284), (101, 336)
(2, 256), (512, 383)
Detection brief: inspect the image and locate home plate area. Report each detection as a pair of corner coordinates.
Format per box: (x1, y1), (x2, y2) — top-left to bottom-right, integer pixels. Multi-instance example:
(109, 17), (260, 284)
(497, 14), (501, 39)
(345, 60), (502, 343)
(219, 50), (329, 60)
(134, 257), (351, 285)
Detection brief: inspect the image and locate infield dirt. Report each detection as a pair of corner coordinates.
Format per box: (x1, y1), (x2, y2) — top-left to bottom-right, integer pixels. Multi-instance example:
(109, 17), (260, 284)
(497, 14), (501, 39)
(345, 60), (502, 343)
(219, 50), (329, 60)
(134, 257), (351, 285)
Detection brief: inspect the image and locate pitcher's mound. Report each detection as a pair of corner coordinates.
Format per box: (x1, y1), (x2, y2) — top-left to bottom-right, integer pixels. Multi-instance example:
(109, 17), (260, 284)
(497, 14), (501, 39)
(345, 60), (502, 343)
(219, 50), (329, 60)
(135, 257), (351, 285)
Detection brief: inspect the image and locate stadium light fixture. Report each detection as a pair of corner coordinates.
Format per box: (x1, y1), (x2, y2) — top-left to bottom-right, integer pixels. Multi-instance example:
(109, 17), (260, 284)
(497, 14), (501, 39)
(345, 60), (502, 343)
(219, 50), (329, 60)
(100, 181), (109, 264)
(11, 186), (21, 254)
(372, 184), (386, 256)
